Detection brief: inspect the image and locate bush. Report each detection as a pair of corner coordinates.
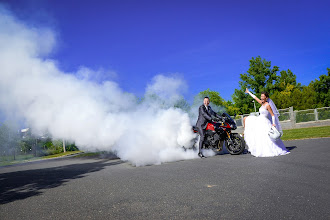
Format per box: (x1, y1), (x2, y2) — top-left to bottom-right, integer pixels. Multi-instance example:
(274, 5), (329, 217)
(278, 112), (290, 121)
(318, 108), (330, 120)
(66, 143), (79, 151)
(295, 111), (315, 123)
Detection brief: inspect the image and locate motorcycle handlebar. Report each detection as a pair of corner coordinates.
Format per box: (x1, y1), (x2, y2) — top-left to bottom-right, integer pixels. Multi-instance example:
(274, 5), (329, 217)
(212, 117), (223, 122)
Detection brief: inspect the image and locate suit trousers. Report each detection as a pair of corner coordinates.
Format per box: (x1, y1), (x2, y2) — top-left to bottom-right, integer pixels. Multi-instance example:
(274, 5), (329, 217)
(196, 126), (205, 153)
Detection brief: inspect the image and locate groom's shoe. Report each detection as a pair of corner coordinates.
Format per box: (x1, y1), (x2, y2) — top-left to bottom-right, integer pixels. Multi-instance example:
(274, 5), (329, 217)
(198, 152), (206, 158)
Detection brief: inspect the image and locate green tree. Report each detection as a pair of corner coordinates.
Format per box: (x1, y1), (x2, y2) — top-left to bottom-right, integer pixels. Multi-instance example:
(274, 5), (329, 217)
(270, 83), (317, 110)
(310, 68), (330, 107)
(292, 85), (317, 110)
(195, 89), (239, 116)
(232, 56), (280, 114)
(270, 84), (295, 109)
(194, 89), (225, 115)
(275, 69), (300, 91)
(271, 68), (329, 110)
(197, 89), (225, 106)
(224, 100), (241, 116)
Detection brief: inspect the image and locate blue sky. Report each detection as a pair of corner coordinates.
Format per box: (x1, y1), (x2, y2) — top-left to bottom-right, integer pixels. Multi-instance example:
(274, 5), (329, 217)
(2, 0), (330, 102)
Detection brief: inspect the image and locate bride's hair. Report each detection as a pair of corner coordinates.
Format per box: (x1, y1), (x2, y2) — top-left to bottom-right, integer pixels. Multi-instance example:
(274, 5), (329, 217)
(261, 91), (269, 98)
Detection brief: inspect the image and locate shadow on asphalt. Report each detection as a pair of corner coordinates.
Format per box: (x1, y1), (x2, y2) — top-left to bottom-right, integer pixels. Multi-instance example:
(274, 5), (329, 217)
(215, 145), (298, 156)
(0, 159), (122, 205)
(286, 146), (297, 151)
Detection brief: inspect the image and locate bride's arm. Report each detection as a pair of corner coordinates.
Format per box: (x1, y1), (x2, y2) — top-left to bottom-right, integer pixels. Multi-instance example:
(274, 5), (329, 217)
(245, 88), (262, 105)
(266, 104), (276, 126)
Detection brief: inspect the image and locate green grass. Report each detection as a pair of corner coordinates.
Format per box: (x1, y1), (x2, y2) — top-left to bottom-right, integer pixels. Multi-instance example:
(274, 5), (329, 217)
(41, 151), (82, 159)
(0, 154), (40, 166)
(282, 126), (330, 140)
(0, 151), (81, 166)
(73, 152), (102, 158)
(0, 154), (37, 161)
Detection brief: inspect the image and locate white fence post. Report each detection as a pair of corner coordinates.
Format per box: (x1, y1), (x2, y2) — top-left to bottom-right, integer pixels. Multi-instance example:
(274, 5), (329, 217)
(314, 109), (318, 121)
(289, 107), (295, 129)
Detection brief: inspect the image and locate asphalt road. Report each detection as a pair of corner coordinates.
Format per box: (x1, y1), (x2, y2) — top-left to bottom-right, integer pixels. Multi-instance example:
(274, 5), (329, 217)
(1, 138), (330, 220)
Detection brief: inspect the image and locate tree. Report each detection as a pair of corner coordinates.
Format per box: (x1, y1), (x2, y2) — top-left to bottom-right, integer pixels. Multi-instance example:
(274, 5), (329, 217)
(197, 89), (225, 107)
(193, 89), (225, 115)
(195, 89), (239, 116)
(232, 56), (280, 114)
(271, 68), (329, 110)
(223, 100), (241, 116)
(310, 68), (330, 107)
(275, 69), (300, 91)
(270, 84), (295, 109)
(270, 83), (317, 110)
(240, 56), (280, 94)
(300, 85), (318, 109)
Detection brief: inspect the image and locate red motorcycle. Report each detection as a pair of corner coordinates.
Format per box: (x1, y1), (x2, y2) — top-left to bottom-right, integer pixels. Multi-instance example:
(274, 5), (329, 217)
(192, 113), (245, 155)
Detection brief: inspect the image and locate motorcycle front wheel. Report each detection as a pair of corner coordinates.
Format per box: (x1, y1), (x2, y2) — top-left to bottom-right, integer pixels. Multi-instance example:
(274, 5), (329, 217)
(225, 133), (245, 155)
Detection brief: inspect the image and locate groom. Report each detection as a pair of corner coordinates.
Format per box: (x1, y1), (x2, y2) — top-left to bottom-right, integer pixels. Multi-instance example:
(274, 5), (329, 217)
(195, 96), (222, 158)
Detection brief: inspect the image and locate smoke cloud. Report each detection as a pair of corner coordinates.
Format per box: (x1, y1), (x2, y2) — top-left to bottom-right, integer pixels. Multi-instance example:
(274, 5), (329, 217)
(0, 6), (203, 166)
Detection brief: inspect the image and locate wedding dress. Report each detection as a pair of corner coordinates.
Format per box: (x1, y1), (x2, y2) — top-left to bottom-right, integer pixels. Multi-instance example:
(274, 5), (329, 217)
(244, 104), (289, 157)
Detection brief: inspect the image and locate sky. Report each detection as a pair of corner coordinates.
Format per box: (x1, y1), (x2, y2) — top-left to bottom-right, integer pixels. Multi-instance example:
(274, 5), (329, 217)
(1, 0), (330, 102)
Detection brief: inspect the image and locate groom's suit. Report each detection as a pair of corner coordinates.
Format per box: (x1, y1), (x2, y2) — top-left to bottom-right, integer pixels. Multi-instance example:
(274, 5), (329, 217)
(196, 105), (221, 153)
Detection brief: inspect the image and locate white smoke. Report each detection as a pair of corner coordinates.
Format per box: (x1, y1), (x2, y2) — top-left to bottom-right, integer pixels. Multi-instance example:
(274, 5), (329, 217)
(0, 6), (200, 166)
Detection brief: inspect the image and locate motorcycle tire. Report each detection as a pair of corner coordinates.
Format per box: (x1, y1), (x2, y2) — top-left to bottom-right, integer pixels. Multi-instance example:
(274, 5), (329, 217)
(225, 133), (245, 155)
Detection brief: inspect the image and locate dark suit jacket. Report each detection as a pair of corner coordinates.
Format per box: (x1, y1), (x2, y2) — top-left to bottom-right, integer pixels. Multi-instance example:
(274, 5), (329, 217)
(196, 105), (221, 129)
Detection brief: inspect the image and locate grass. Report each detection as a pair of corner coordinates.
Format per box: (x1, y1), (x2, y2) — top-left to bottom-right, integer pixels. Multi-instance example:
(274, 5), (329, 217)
(1, 154), (37, 161)
(41, 151), (82, 159)
(0, 151), (81, 166)
(72, 152), (102, 158)
(282, 126), (330, 140)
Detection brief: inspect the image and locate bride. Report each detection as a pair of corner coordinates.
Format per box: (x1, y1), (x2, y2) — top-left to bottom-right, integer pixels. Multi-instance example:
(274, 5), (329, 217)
(243, 88), (289, 157)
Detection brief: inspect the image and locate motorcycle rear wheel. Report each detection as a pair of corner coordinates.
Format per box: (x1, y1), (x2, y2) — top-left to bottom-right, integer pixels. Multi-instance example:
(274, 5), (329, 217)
(226, 133), (245, 155)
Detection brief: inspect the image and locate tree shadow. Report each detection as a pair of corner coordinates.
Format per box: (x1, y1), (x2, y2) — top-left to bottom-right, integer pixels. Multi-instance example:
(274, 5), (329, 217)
(0, 159), (122, 204)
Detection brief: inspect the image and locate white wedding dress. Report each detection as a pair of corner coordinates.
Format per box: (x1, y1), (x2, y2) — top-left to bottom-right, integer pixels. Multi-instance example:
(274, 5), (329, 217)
(244, 104), (289, 157)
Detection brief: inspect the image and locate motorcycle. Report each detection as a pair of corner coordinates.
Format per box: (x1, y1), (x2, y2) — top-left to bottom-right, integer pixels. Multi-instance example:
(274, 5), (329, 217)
(192, 113), (245, 155)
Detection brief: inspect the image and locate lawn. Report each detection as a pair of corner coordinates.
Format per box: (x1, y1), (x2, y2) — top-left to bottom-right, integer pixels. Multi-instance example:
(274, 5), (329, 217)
(0, 151), (81, 166)
(41, 151), (82, 159)
(282, 126), (330, 140)
(73, 152), (102, 158)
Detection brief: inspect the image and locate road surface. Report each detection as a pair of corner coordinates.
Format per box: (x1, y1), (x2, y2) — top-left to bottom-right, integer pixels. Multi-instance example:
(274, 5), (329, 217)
(1, 138), (329, 219)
